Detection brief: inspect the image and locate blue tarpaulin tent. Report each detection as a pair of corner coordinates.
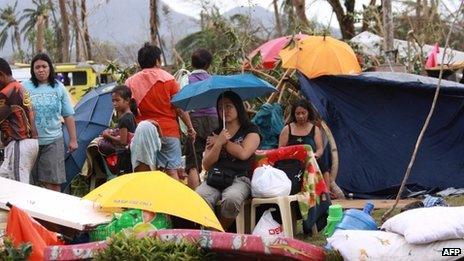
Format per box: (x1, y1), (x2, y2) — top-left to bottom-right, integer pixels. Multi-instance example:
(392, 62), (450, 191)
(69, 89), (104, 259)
(299, 72), (464, 197)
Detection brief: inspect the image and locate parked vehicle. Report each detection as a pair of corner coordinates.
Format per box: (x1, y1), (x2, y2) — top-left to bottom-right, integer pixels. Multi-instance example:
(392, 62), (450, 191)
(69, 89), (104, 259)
(55, 62), (116, 101)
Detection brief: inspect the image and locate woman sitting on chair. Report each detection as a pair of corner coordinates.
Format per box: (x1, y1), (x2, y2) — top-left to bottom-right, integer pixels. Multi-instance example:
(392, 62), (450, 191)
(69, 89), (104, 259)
(278, 98), (330, 187)
(196, 91), (261, 230)
(278, 98), (331, 234)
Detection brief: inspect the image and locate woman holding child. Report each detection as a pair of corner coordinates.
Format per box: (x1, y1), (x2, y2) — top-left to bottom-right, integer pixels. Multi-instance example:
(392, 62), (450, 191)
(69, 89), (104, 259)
(196, 91), (260, 230)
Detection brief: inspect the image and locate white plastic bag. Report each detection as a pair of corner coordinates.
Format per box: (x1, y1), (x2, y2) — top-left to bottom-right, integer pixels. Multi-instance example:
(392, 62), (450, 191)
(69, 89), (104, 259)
(251, 165), (291, 198)
(252, 209), (283, 237)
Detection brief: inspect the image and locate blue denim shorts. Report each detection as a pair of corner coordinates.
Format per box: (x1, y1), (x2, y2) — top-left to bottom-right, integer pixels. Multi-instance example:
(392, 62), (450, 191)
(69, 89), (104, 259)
(156, 137), (182, 170)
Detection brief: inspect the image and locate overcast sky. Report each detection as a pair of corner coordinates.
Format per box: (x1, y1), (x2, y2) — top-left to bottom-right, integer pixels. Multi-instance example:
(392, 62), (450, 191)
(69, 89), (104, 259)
(166, 0), (460, 26)
(166, 0), (366, 27)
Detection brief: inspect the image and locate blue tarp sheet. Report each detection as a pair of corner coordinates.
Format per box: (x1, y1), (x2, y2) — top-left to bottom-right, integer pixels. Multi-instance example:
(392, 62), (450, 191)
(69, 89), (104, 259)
(299, 72), (464, 196)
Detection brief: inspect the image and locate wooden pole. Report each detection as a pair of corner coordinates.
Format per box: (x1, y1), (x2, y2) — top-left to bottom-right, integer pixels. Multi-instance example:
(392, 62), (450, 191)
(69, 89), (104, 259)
(382, 0), (394, 59)
(268, 69), (295, 104)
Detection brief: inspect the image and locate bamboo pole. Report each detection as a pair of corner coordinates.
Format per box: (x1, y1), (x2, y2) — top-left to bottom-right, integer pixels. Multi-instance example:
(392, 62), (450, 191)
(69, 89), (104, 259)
(267, 68), (293, 104)
(286, 87), (300, 99)
(244, 68), (280, 85)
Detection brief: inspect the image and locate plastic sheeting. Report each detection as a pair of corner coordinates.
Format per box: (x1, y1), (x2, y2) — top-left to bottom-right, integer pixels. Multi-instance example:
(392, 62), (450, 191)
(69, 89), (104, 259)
(252, 103), (285, 149)
(299, 72), (464, 196)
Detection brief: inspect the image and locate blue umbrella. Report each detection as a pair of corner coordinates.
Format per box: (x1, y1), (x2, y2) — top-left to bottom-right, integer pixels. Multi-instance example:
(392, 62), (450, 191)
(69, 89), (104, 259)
(171, 73), (277, 111)
(63, 83), (116, 190)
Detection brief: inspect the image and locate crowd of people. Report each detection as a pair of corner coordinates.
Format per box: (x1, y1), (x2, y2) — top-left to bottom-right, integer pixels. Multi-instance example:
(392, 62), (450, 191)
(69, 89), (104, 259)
(0, 42), (332, 232)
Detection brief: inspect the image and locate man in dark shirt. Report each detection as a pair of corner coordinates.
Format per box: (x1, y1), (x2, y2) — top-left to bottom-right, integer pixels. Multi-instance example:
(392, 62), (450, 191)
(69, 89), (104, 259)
(0, 58), (38, 183)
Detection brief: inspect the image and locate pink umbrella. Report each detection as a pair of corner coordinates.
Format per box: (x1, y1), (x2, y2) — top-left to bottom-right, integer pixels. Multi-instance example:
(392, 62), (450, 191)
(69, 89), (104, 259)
(245, 34), (308, 69)
(425, 43), (440, 68)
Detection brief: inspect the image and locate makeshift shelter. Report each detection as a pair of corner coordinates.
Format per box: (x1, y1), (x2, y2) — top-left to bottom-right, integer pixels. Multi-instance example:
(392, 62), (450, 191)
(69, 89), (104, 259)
(299, 72), (464, 197)
(351, 31), (464, 64)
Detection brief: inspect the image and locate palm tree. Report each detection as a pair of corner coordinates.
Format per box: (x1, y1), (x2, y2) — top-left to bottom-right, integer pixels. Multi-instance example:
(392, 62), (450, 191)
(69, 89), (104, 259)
(0, 1), (22, 53)
(21, 0), (50, 53)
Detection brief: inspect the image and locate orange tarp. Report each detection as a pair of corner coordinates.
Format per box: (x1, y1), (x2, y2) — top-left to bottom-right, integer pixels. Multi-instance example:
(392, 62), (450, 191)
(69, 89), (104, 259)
(6, 204), (64, 261)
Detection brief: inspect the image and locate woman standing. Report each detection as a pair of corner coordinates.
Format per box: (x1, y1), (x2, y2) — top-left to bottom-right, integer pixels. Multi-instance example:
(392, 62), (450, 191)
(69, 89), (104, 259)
(196, 91), (260, 230)
(23, 53), (78, 191)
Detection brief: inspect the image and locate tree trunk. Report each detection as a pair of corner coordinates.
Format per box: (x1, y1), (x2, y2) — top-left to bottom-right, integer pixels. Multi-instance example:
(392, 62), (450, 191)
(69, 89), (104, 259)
(291, 0), (309, 28)
(382, 0), (394, 53)
(327, 0), (356, 40)
(81, 0), (91, 60)
(415, 0), (422, 19)
(36, 15), (45, 53)
(71, 0), (81, 61)
(149, 0), (159, 45)
(48, 0), (63, 61)
(284, 0), (296, 32)
(273, 0), (283, 36)
(59, 0), (70, 62)
(361, 0), (377, 32)
(13, 25), (22, 54)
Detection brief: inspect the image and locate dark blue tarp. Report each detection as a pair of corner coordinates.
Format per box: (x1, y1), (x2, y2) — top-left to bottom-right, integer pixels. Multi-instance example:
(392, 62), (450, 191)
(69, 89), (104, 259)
(299, 72), (464, 196)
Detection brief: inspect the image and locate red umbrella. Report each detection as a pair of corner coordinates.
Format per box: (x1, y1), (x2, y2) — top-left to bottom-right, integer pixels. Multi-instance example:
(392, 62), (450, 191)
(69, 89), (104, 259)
(245, 34), (308, 69)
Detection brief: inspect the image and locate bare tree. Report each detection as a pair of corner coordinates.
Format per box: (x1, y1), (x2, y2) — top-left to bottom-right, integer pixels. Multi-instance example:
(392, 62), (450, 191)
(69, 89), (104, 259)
(327, 0), (356, 39)
(149, 0), (159, 45)
(273, 0), (283, 36)
(281, 0), (296, 33)
(59, 0), (69, 62)
(81, 0), (91, 60)
(291, 0), (309, 28)
(361, 0), (378, 32)
(71, 0), (81, 61)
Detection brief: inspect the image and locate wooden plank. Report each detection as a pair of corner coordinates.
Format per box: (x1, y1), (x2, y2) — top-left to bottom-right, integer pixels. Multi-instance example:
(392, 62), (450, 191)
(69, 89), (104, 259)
(332, 199), (417, 209)
(0, 177), (112, 231)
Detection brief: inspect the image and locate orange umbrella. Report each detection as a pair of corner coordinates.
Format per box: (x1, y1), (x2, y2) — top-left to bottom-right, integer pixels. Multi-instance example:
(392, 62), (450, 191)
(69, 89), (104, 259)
(6, 203), (64, 261)
(245, 34), (308, 69)
(279, 35), (361, 79)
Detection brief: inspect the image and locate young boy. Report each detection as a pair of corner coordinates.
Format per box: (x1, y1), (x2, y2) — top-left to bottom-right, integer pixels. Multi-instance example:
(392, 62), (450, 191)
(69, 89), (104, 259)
(184, 49), (218, 189)
(0, 58), (38, 183)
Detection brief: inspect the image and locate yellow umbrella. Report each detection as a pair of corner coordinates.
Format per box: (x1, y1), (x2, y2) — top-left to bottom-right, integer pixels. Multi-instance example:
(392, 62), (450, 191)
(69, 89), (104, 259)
(83, 171), (223, 231)
(279, 35), (361, 79)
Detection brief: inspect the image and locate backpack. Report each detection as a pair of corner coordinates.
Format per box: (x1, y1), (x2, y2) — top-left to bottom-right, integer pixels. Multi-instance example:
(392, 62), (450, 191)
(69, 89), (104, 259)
(273, 159), (304, 195)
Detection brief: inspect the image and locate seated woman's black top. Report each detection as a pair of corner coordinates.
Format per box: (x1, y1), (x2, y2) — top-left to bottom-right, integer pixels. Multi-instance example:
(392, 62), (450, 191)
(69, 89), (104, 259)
(286, 123), (330, 173)
(213, 123), (260, 176)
